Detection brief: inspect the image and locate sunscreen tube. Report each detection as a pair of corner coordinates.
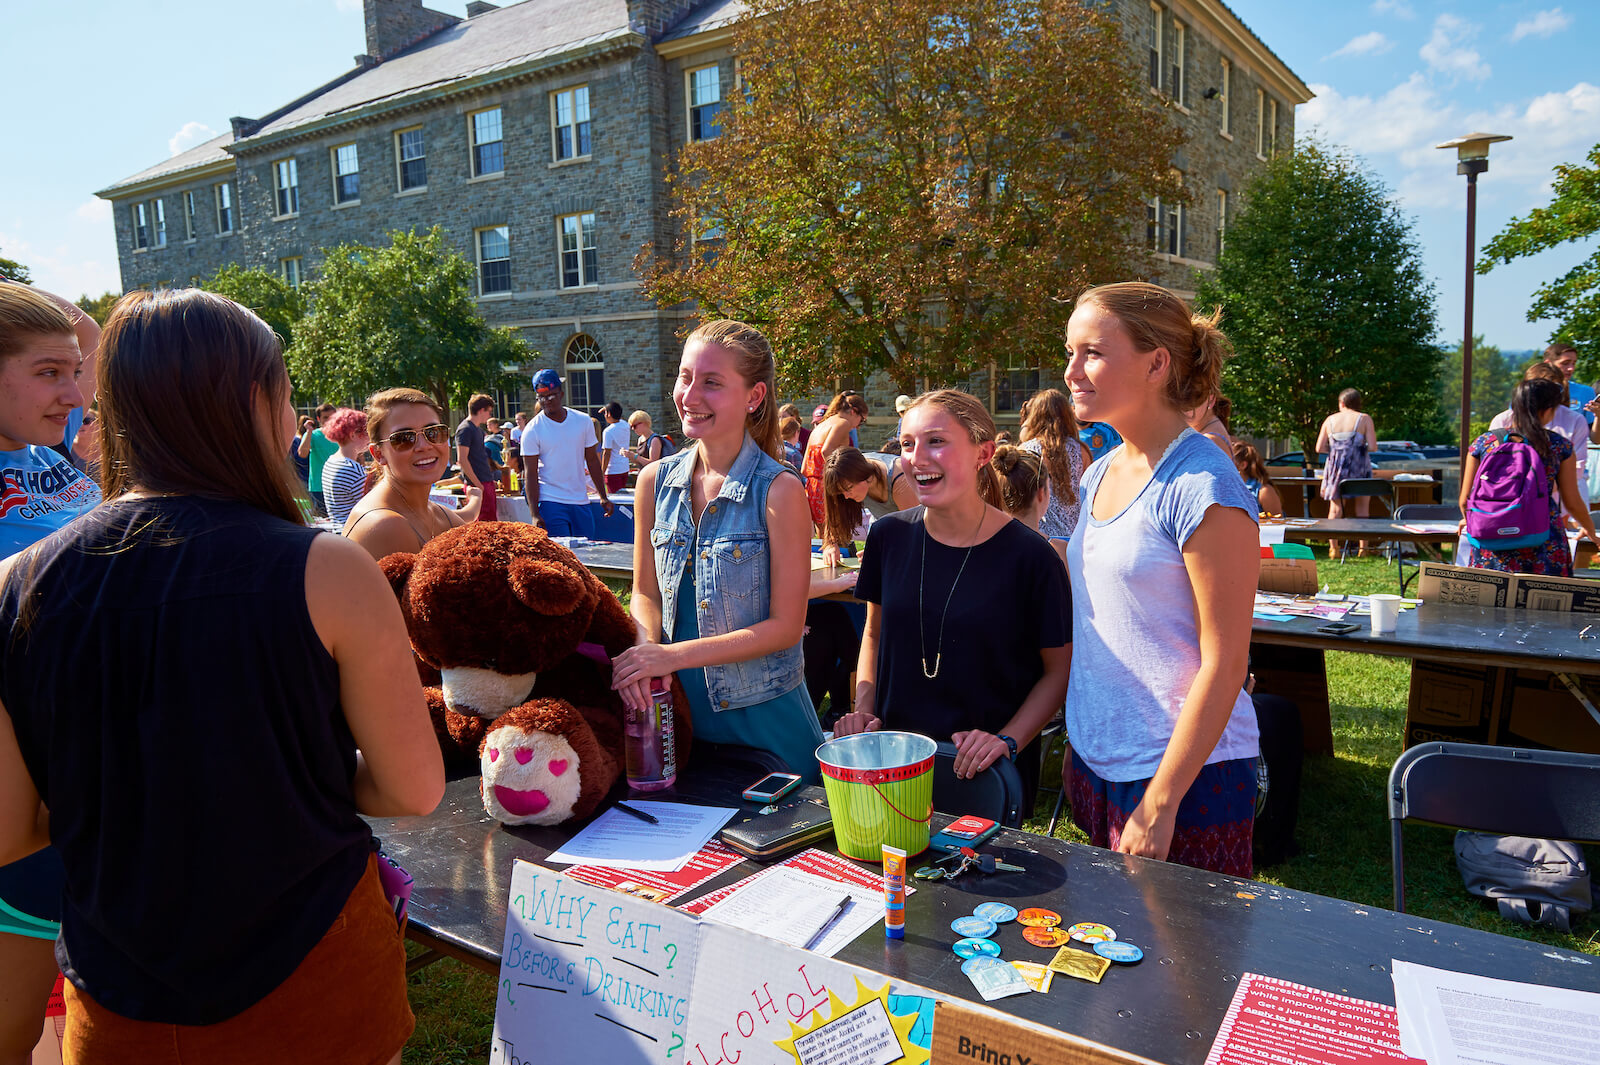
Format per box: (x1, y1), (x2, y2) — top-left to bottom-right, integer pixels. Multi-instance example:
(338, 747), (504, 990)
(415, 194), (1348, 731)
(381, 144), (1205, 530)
(882, 845), (906, 939)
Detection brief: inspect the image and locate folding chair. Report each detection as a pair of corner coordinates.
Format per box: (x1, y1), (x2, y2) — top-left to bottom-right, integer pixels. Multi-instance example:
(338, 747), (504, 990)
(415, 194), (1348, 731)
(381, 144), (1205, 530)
(1387, 742), (1600, 914)
(1028, 718), (1069, 836)
(932, 741), (1026, 828)
(1334, 477), (1394, 560)
(1391, 503), (1461, 594)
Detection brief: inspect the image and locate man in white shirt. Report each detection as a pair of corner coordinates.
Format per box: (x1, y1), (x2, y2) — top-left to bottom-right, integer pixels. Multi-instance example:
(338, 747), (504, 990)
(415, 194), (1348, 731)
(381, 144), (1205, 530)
(599, 401), (631, 493)
(523, 368), (613, 536)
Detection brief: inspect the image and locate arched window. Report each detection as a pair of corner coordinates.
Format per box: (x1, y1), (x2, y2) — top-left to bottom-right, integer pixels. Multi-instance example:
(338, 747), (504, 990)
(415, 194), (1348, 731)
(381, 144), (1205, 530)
(564, 334), (605, 416)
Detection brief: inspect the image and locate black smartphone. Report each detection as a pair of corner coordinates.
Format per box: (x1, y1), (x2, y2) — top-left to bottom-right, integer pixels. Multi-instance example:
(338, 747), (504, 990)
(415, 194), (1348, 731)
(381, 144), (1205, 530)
(1316, 621), (1360, 635)
(742, 772), (804, 803)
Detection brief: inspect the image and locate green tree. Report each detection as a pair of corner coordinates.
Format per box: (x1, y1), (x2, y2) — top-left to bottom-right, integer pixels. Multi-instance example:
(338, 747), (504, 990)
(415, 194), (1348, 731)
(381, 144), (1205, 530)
(1480, 144), (1600, 374)
(638, 0), (1185, 393)
(1435, 334), (1521, 437)
(199, 264), (307, 351)
(0, 247), (32, 284)
(289, 227), (529, 411)
(1195, 141), (1440, 455)
(74, 291), (121, 326)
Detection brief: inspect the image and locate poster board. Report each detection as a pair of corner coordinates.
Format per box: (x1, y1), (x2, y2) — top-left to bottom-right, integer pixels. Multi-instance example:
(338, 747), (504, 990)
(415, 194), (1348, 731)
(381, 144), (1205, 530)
(1257, 557), (1318, 595)
(1416, 563), (1512, 607)
(1508, 573), (1600, 614)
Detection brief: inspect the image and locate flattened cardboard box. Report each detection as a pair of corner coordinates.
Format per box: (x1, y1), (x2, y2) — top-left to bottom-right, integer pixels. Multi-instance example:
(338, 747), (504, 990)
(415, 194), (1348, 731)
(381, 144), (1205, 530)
(1416, 562), (1512, 607)
(1406, 663), (1600, 753)
(930, 999), (1159, 1065)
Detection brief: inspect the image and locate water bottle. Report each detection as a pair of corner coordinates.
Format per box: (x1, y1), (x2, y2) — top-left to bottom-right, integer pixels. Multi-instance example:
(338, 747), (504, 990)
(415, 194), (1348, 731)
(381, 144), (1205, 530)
(625, 682), (677, 791)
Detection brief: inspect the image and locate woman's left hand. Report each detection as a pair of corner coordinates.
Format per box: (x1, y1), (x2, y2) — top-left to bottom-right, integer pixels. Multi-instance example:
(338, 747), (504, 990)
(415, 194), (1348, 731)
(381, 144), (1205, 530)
(611, 643), (680, 694)
(950, 730), (1010, 780)
(1116, 800), (1175, 862)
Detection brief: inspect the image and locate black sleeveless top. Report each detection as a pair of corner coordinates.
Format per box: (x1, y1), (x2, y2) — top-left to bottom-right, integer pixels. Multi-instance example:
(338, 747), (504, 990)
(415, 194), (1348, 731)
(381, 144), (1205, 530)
(0, 496), (370, 1024)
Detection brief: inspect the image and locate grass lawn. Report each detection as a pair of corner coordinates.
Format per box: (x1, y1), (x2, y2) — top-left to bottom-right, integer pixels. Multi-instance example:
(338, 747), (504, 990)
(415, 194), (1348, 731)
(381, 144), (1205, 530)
(400, 553), (1597, 1063)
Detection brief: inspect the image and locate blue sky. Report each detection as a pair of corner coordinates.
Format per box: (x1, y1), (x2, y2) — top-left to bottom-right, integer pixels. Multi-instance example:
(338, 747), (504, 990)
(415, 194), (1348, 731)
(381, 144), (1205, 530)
(2, 0), (1596, 352)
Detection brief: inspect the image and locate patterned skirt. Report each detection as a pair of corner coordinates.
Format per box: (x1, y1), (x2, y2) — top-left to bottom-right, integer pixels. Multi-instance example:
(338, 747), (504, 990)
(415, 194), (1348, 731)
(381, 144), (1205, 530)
(801, 444), (828, 525)
(1069, 750), (1256, 878)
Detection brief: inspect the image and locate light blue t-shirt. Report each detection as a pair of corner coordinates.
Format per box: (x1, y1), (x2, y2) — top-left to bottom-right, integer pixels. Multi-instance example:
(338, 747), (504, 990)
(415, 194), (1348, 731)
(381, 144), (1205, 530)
(1063, 430), (1259, 781)
(1, 406), (101, 558)
(1569, 380), (1595, 428)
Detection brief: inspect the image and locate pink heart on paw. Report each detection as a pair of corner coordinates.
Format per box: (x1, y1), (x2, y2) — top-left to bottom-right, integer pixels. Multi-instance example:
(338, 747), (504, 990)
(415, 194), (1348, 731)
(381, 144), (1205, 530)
(488, 748), (499, 762)
(514, 748), (533, 765)
(548, 759), (569, 777)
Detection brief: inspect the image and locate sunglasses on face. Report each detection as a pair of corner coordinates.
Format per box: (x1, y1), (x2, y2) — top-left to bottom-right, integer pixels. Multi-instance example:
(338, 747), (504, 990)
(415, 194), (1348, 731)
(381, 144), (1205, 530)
(378, 423), (450, 450)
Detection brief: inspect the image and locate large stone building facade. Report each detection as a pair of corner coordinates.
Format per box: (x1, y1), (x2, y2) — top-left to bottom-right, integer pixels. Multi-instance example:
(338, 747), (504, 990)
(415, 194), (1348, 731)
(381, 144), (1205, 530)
(97, 0), (1308, 430)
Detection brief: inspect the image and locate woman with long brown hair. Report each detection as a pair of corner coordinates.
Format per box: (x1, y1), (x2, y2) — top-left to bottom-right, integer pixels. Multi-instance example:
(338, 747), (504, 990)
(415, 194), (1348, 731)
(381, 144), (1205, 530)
(0, 289), (443, 1063)
(817, 446), (919, 563)
(1231, 440), (1283, 516)
(801, 391), (868, 529)
(1018, 388), (1092, 553)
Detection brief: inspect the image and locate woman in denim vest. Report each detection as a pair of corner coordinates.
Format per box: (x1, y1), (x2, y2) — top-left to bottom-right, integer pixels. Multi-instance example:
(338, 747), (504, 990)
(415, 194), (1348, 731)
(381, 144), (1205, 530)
(611, 320), (822, 780)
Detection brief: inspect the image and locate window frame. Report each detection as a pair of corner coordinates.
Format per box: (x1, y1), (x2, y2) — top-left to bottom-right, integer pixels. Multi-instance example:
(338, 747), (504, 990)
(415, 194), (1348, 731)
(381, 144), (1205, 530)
(1165, 170), (1183, 258)
(331, 142), (361, 204)
(550, 85), (592, 162)
(1148, 4), (1164, 92)
(1172, 21), (1185, 106)
(562, 333), (605, 416)
(468, 106), (505, 178)
(273, 158), (299, 218)
(152, 198), (167, 248)
(214, 181), (235, 235)
(687, 63), (725, 142)
(475, 224), (512, 296)
(1219, 58), (1231, 136)
(1256, 88), (1267, 159)
(183, 190), (196, 240)
(1217, 188), (1228, 258)
(394, 126), (428, 192)
(132, 202), (149, 250)
(280, 256), (303, 288)
(557, 211), (598, 289)
(1268, 97), (1278, 157)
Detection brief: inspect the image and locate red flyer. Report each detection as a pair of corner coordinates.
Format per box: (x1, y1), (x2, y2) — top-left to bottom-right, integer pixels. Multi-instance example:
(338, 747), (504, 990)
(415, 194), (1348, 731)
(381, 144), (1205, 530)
(562, 839), (745, 903)
(680, 847), (908, 914)
(1205, 973), (1427, 1065)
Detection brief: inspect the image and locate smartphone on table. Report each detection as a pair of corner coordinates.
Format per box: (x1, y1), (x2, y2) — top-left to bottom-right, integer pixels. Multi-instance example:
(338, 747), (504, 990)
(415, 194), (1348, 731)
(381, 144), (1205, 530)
(743, 772), (804, 803)
(930, 814), (999, 852)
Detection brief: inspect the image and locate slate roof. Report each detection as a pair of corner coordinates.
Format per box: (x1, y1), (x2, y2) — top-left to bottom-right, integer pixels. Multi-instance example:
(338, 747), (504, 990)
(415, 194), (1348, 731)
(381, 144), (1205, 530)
(98, 132), (234, 196)
(660, 0), (748, 43)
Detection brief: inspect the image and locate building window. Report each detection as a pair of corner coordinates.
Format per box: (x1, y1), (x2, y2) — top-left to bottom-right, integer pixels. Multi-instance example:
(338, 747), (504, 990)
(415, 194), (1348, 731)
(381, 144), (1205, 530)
(281, 257), (303, 288)
(558, 212), (597, 288)
(152, 199), (167, 247)
(395, 127), (427, 190)
(1172, 21), (1185, 105)
(183, 191), (196, 240)
(1146, 196), (1159, 251)
(476, 225), (511, 295)
(273, 159), (299, 216)
(1256, 88), (1266, 158)
(332, 143), (360, 203)
(993, 353), (1041, 415)
(132, 202), (149, 250)
(1165, 171), (1183, 258)
(470, 108), (504, 177)
(1219, 59), (1231, 135)
(552, 86), (591, 161)
(215, 182), (235, 234)
(688, 64), (724, 141)
(1268, 97), (1278, 157)
(1147, 4), (1163, 91)
(1217, 188), (1228, 258)
(563, 334), (605, 415)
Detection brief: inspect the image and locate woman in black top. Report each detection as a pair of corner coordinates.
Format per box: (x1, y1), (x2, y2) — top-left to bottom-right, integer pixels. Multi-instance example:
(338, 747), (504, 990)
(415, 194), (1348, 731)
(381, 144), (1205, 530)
(834, 390), (1071, 804)
(0, 290), (443, 1063)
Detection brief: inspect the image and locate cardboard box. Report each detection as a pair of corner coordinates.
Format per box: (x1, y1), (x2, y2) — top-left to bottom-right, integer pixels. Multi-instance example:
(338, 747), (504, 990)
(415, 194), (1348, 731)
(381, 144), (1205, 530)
(1405, 661), (1600, 753)
(1417, 562), (1512, 607)
(931, 999), (1159, 1065)
(1258, 556), (1317, 595)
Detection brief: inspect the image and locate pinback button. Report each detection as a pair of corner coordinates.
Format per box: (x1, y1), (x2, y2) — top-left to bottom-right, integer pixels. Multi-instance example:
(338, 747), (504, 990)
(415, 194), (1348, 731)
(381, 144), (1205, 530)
(1067, 921), (1117, 944)
(960, 956), (1008, 977)
(951, 916), (998, 938)
(974, 902), (1019, 924)
(1094, 941), (1144, 964)
(1022, 925), (1071, 948)
(952, 937), (1003, 959)
(1016, 908), (1062, 927)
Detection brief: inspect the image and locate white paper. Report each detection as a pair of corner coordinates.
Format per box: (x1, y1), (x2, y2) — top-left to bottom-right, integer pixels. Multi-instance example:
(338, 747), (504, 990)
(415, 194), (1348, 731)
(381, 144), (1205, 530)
(697, 866), (886, 958)
(1258, 524), (1287, 546)
(546, 801), (737, 872)
(1392, 959), (1600, 1065)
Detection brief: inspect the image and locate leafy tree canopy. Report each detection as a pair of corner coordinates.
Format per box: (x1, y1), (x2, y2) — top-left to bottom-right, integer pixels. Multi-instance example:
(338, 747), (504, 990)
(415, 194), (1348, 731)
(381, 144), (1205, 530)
(1435, 334), (1526, 439)
(74, 291), (121, 326)
(199, 264), (307, 352)
(639, 0), (1184, 393)
(0, 248), (32, 284)
(288, 227), (529, 412)
(1480, 143), (1600, 376)
(1195, 140), (1441, 455)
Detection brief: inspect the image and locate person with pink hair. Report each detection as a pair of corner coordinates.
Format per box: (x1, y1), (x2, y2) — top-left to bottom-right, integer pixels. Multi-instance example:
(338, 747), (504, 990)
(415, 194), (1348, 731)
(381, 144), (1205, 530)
(320, 408), (371, 526)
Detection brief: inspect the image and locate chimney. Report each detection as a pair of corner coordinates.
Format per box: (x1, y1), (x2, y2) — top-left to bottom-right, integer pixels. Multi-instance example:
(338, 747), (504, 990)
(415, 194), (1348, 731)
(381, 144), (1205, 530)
(465, 2), (500, 16)
(363, 0), (460, 62)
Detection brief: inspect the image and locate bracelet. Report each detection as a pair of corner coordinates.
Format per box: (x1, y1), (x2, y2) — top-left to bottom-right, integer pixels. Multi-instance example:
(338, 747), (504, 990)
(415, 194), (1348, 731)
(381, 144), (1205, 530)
(996, 733), (1018, 760)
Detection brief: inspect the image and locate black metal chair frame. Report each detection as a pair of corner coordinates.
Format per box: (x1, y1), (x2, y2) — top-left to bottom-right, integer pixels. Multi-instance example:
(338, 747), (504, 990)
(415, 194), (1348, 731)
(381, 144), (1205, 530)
(1390, 503), (1462, 594)
(932, 740), (1026, 828)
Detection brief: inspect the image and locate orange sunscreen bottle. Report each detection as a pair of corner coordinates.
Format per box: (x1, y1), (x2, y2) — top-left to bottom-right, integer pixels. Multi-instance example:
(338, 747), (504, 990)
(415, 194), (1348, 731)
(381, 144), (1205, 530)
(882, 845), (906, 939)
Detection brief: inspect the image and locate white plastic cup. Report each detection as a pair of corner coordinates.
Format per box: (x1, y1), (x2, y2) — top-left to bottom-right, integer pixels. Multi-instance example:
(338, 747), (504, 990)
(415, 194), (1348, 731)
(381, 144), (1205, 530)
(1369, 594), (1402, 634)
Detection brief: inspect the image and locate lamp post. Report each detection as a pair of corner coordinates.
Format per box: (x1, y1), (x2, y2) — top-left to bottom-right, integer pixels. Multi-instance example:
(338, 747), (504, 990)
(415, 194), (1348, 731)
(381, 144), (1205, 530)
(1436, 132), (1512, 463)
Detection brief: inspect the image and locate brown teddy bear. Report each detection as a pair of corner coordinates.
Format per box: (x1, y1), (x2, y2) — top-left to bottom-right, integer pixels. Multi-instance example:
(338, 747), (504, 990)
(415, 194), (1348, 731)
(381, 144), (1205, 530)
(379, 522), (690, 826)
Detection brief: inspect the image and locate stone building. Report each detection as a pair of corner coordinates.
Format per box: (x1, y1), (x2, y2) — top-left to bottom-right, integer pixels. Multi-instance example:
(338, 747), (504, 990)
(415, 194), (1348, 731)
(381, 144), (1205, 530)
(97, 0), (1308, 430)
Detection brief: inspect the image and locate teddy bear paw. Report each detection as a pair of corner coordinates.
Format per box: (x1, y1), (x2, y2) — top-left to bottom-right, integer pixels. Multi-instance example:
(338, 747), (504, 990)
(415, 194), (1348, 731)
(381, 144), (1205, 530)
(479, 723), (583, 825)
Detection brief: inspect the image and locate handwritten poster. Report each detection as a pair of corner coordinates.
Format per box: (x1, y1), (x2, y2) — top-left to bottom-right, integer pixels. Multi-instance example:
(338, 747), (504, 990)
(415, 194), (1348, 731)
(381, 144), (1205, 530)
(493, 861), (700, 1065)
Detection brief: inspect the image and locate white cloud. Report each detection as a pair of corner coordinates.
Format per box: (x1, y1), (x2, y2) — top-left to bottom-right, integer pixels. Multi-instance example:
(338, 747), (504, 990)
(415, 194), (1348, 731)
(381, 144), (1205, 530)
(167, 121), (216, 158)
(1511, 8), (1572, 43)
(1420, 14), (1490, 82)
(0, 228), (120, 300)
(1329, 32), (1392, 60)
(74, 198), (110, 223)
(1371, 0), (1414, 18)
(1301, 74), (1449, 157)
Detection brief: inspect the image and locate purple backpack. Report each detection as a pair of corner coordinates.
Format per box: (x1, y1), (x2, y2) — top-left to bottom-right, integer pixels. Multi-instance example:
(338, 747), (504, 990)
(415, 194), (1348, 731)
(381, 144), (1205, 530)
(1462, 431), (1550, 551)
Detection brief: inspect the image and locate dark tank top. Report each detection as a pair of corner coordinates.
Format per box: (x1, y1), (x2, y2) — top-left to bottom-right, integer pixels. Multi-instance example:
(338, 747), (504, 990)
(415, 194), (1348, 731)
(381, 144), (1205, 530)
(0, 496), (370, 1024)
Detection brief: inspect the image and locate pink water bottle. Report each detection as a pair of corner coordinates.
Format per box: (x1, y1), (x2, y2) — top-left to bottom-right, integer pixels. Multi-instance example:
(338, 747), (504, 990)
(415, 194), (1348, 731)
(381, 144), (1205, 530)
(625, 682), (677, 791)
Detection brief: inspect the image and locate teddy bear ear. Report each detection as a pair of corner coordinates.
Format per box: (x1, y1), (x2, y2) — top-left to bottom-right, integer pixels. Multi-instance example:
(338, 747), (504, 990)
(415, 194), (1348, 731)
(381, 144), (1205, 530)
(507, 556), (590, 616)
(377, 552), (418, 599)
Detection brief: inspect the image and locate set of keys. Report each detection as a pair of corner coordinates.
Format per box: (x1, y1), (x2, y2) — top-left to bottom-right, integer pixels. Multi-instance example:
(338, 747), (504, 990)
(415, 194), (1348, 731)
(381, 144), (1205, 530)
(913, 846), (1025, 882)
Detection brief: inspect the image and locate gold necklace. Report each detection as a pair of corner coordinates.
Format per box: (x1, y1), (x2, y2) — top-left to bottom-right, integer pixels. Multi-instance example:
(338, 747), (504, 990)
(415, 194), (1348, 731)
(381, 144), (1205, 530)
(919, 506), (987, 679)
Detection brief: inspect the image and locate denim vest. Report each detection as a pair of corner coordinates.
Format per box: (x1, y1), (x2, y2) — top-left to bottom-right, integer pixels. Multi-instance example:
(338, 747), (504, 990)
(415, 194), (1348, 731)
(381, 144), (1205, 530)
(652, 434), (805, 711)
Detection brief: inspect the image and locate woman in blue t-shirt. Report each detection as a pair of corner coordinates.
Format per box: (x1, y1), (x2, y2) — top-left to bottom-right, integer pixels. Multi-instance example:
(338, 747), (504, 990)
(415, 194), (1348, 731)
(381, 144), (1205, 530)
(1062, 282), (1261, 878)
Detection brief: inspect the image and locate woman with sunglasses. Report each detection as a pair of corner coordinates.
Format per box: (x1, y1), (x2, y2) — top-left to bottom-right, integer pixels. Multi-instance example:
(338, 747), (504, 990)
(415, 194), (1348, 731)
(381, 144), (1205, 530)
(344, 387), (482, 560)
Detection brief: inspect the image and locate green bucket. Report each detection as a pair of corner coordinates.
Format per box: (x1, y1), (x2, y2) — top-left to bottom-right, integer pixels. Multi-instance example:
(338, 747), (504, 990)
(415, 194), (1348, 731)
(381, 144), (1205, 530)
(816, 732), (936, 861)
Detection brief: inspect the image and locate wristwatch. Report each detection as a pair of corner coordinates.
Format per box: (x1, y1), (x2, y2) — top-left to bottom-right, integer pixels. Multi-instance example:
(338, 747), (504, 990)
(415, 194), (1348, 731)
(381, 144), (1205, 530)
(996, 733), (1018, 760)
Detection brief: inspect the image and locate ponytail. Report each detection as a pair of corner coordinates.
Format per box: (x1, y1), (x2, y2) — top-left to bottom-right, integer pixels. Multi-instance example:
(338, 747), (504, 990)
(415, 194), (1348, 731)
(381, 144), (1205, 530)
(1076, 282), (1234, 411)
(991, 445), (1045, 517)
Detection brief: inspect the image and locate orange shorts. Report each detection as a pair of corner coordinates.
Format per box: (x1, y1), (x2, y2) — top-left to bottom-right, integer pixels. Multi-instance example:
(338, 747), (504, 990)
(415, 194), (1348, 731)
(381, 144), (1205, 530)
(63, 854), (413, 1065)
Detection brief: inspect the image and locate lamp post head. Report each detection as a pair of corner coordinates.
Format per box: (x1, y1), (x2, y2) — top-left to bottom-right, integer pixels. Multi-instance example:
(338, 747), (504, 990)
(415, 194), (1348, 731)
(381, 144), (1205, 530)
(1436, 132), (1512, 176)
